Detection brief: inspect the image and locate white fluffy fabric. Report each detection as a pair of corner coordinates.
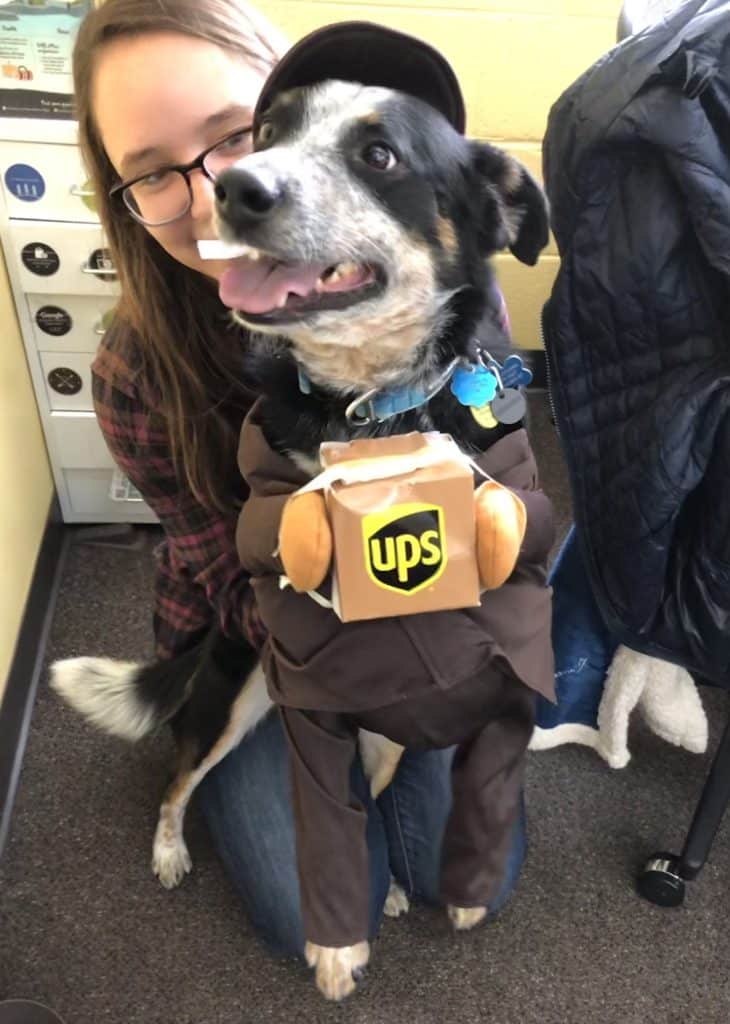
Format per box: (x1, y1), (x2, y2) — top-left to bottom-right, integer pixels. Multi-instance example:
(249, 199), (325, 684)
(529, 645), (708, 768)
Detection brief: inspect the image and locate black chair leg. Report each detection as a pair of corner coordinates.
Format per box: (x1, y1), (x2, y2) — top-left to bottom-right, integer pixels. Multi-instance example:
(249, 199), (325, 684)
(637, 709), (730, 906)
(678, 711), (730, 878)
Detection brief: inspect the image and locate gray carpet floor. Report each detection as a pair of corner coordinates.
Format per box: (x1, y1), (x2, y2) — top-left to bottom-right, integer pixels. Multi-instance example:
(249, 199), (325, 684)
(3, 394), (730, 1024)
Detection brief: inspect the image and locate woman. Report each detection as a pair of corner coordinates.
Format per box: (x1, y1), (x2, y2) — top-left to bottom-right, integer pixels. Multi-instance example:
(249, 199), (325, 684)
(73, 0), (527, 957)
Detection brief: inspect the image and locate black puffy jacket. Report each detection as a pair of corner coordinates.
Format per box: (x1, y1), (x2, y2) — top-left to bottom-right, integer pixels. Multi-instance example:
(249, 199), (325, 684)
(542, 0), (730, 685)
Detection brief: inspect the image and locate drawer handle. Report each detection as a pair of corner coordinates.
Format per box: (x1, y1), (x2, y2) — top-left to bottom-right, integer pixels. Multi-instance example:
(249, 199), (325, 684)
(70, 184), (96, 198)
(93, 322), (107, 336)
(81, 263), (117, 277)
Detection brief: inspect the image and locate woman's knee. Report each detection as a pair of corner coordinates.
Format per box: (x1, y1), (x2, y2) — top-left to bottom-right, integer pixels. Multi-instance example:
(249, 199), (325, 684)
(381, 748), (527, 912)
(196, 711), (392, 954)
(196, 712), (306, 957)
(380, 747), (454, 902)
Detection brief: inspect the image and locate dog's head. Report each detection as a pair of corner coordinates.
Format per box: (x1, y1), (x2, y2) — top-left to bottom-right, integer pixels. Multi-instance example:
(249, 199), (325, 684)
(215, 36), (548, 391)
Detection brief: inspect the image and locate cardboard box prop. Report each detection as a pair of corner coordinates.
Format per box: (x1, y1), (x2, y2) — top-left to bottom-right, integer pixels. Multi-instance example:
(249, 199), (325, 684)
(294, 432), (481, 622)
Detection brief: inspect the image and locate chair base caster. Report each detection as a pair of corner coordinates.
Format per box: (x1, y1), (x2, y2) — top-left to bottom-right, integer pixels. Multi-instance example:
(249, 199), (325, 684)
(0, 1000), (66, 1023)
(637, 852), (686, 907)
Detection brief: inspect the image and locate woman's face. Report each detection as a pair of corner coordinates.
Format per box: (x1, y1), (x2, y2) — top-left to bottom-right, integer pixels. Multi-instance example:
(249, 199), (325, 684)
(92, 31), (268, 280)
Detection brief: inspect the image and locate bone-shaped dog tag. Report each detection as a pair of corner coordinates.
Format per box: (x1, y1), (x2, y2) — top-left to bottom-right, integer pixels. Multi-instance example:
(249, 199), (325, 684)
(490, 388), (527, 424)
(471, 403), (498, 429)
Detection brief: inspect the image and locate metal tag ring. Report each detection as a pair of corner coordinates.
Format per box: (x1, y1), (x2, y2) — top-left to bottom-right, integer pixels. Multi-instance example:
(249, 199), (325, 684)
(345, 389), (378, 426)
(476, 350), (504, 395)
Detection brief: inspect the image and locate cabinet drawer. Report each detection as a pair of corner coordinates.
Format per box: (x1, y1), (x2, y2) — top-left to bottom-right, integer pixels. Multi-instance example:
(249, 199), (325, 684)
(8, 222), (120, 296)
(64, 468), (157, 523)
(0, 140), (99, 224)
(40, 350), (94, 411)
(27, 293), (116, 353)
(49, 411), (113, 469)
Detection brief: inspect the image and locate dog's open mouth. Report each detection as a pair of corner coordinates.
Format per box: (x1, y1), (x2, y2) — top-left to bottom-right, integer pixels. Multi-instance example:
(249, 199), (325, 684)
(218, 251), (384, 322)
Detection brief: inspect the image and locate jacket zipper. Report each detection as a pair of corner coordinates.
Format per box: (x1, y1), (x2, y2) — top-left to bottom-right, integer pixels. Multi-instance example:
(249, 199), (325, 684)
(540, 301), (560, 438)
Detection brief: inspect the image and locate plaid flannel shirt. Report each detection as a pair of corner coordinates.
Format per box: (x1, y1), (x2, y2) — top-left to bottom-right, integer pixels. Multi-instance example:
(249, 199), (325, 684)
(92, 330), (266, 660)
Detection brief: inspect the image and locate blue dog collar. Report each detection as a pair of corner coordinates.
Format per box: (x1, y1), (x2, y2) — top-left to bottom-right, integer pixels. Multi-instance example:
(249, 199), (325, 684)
(297, 348), (531, 426)
(345, 358), (461, 426)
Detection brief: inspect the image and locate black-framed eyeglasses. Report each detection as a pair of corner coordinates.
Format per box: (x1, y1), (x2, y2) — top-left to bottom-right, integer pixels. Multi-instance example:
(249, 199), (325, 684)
(109, 125), (254, 227)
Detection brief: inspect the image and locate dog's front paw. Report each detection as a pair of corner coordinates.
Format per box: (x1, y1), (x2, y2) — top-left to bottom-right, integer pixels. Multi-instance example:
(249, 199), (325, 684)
(304, 940), (370, 1001)
(152, 832), (192, 889)
(447, 905), (487, 931)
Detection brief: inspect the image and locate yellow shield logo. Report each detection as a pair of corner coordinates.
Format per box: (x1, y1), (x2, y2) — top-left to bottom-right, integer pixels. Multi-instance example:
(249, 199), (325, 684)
(362, 502), (447, 595)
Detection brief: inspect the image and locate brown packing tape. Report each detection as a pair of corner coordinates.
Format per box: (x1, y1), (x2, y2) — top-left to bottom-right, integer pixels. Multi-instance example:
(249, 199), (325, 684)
(321, 431), (445, 467)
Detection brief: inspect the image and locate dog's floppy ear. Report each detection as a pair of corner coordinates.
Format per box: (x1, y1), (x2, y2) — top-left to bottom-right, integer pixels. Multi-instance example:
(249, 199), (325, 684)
(471, 142), (550, 266)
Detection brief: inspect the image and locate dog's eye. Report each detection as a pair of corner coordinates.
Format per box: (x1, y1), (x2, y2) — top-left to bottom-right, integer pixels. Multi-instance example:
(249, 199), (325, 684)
(257, 120), (275, 146)
(362, 143), (398, 171)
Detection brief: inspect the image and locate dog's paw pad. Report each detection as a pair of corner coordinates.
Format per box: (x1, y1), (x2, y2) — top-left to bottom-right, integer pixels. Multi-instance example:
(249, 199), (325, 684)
(384, 878), (410, 918)
(447, 905), (487, 931)
(152, 838), (192, 889)
(304, 940), (370, 1001)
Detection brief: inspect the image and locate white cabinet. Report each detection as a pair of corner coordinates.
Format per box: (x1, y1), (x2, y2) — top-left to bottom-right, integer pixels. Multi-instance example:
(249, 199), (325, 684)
(8, 221), (120, 296)
(0, 140), (99, 223)
(0, 122), (156, 524)
(26, 294), (117, 353)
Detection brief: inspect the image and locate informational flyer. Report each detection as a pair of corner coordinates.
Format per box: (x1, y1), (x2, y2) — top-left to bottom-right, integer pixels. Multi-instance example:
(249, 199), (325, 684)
(0, 1), (92, 120)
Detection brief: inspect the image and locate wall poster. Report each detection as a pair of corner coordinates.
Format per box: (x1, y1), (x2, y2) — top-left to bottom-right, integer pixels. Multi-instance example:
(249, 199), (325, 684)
(0, 1), (93, 119)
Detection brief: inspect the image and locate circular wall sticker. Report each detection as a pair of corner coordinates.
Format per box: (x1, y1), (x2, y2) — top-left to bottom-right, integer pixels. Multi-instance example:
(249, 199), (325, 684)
(4, 163), (46, 202)
(47, 367), (83, 396)
(36, 305), (72, 337)
(21, 242), (60, 277)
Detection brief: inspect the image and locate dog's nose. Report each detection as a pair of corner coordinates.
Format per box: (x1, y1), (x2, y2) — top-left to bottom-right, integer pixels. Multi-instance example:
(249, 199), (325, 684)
(214, 167), (284, 223)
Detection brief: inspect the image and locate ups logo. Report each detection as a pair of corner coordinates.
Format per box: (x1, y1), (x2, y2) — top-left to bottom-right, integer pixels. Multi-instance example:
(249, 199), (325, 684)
(362, 503), (447, 594)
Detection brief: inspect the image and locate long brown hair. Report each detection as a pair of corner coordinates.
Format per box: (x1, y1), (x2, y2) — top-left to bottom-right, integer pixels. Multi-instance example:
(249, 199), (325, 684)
(74, 0), (286, 510)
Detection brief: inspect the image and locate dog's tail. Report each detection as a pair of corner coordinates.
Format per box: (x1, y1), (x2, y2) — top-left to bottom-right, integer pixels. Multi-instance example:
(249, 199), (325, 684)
(50, 630), (259, 742)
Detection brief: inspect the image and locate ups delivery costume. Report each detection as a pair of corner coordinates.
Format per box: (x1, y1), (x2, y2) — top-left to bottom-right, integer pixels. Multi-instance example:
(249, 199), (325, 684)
(236, 398), (555, 947)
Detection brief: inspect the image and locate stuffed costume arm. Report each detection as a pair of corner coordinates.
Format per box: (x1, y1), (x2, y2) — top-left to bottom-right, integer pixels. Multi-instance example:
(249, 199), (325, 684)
(236, 489), (291, 577)
(235, 403), (311, 579)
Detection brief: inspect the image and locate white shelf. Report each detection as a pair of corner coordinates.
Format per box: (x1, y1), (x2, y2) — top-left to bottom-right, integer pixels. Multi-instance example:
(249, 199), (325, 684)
(0, 117), (80, 146)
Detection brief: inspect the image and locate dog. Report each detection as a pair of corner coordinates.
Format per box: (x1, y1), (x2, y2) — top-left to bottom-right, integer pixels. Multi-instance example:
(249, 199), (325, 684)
(52, 73), (550, 1001)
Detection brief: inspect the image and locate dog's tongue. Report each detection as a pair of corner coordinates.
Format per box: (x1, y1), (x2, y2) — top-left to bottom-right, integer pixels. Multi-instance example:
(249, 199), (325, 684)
(219, 256), (373, 313)
(219, 256), (328, 314)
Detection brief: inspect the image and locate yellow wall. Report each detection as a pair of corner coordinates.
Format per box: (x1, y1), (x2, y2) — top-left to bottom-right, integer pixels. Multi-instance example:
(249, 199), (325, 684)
(264, 0), (620, 348)
(0, 247), (54, 700)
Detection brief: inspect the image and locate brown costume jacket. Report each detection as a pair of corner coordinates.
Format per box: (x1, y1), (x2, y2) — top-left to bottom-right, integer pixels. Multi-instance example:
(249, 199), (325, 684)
(236, 398), (555, 945)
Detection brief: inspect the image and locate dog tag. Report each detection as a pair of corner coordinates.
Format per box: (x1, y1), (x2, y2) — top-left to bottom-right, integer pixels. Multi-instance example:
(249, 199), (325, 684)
(450, 364), (498, 407)
(471, 403), (498, 429)
(491, 388), (527, 424)
(500, 354), (533, 389)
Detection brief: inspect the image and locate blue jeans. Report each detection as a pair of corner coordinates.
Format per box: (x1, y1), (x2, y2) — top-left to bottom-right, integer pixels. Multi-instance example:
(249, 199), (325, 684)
(197, 710), (527, 957)
(535, 526), (620, 733)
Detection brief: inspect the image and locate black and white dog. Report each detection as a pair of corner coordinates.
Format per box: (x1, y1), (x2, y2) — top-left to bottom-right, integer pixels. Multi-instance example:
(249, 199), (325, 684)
(53, 46), (549, 1001)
